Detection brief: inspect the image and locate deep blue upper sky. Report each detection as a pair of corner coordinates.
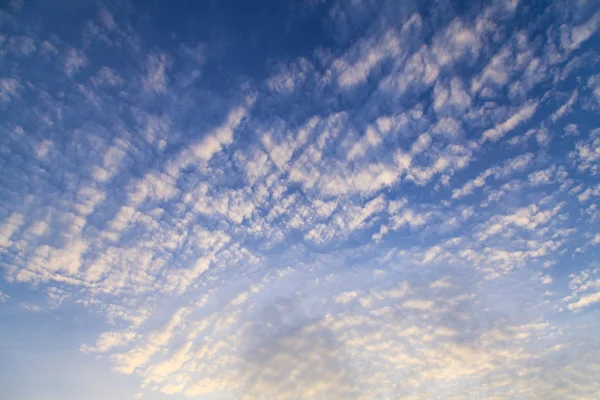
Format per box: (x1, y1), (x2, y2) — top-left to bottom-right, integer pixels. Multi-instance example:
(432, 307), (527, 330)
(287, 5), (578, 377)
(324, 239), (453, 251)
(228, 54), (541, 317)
(1, 0), (600, 399)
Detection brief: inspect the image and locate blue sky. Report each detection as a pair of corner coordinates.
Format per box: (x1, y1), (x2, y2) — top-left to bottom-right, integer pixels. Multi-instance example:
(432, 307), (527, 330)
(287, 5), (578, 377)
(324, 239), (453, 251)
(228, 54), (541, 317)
(1, 0), (600, 399)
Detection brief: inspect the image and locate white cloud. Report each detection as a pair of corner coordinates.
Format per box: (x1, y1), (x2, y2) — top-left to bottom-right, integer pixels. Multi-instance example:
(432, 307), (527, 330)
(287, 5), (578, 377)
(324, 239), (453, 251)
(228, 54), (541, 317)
(471, 46), (512, 93)
(7, 35), (37, 57)
(127, 171), (178, 205)
(334, 29), (401, 88)
(81, 331), (137, 354)
(564, 123), (579, 136)
(346, 125), (384, 161)
(565, 268), (600, 311)
(64, 47), (89, 76)
(433, 77), (472, 115)
(90, 66), (123, 87)
(550, 89), (578, 122)
(389, 208), (431, 230)
(98, 8), (116, 30)
(143, 52), (170, 93)
(410, 132), (432, 155)
(334, 291), (359, 305)
(143, 341), (193, 385)
(476, 202), (563, 241)
(481, 101), (538, 143)
(528, 166), (556, 186)
(39, 40), (58, 57)
(560, 11), (600, 52)
(568, 291), (600, 310)
(112, 307), (190, 374)
(267, 57), (313, 94)
(379, 44), (440, 95)
(166, 100), (254, 177)
(429, 277), (452, 289)
(432, 19), (482, 68)
(0, 213), (24, 248)
(401, 299), (435, 310)
(570, 128), (600, 175)
(452, 153), (534, 199)
(0, 78), (23, 104)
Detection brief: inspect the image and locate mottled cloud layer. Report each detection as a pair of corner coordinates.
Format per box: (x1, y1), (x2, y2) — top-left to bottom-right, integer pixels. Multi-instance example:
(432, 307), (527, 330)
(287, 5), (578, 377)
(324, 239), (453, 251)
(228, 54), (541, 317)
(1, 0), (600, 399)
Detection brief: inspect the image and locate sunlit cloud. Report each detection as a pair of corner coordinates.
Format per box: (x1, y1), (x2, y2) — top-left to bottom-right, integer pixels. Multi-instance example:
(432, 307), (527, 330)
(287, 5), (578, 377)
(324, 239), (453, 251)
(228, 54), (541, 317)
(1, 0), (600, 399)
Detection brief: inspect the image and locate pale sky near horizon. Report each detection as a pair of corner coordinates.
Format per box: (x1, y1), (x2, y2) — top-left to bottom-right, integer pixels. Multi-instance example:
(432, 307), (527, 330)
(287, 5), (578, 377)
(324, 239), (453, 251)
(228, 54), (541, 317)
(1, 0), (600, 399)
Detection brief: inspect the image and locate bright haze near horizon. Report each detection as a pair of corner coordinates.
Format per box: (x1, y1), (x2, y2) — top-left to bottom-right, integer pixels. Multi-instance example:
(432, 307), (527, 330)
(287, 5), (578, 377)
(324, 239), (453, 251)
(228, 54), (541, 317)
(1, 0), (600, 399)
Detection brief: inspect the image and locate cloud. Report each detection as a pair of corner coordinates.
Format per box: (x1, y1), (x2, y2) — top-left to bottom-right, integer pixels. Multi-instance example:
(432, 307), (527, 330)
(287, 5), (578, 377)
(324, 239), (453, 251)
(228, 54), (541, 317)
(551, 89), (578, 122)
(142, 52), (170, 93)
(433, 77), (472, 116)
(0, 213), (24, 249)
(0, 77), (23, 105)
(64, 47), (89, 76)
(266, 57), (313, 95)
(80, 331), (137, 354)
(570, 128), (600, 175)
(452, 153), (534, 199)
(6, 35), (36, 56)
(429, 277), (452, 289)
(334, 29), (401, 88)
(112, 307), (190, 374)
(1, 0), (600, 398)
(98, 8), (116, 30)
(565, 268), (600, 311)
(560, 11), (600, 52)
(481, 101), (538, 143)
(166, 98), (255, 177)
(528, 165), (556, 186)
(476, 202), (564, 241)
(90, 66), (123, 87)
(410, 132), (432, 155)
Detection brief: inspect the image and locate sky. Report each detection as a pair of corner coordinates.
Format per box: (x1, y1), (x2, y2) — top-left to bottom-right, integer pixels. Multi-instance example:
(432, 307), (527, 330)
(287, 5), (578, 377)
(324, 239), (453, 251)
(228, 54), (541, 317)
(0, 0), (599, 399)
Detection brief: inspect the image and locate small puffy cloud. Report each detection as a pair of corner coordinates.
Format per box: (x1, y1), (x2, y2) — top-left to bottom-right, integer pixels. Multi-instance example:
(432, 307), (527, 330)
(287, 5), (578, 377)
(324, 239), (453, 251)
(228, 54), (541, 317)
(267, 57), (313, 95)
(334, 291), (359, 305)
(452, 153), (533, 199)
(90, 67), (123, 87)
(143, 52), (170, 93)
(81, 331), (137, 354)
(560, 11), (600, 52)
(430, 277), (452, 289)
(0, 213), (24, 248)
(6, 35), (37, 57)
(98, 8), (116, 30)
(112, 307), (190, 374)
(0, 78), (23, 104)
(334, 29), (401, 88)
(481, 101), (538, 143)
(565, 269), (600, 311)
(551, 89), (578, 122)
(64, 47), (89, 76)
(410, 132), (432, 155)
(528, 166), (556, 186)
(569, 128), (600, 175)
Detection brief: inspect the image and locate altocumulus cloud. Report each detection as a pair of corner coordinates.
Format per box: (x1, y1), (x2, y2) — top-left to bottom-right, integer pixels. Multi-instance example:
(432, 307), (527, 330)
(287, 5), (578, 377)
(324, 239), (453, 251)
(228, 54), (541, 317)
(1, 0), (600, 399)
